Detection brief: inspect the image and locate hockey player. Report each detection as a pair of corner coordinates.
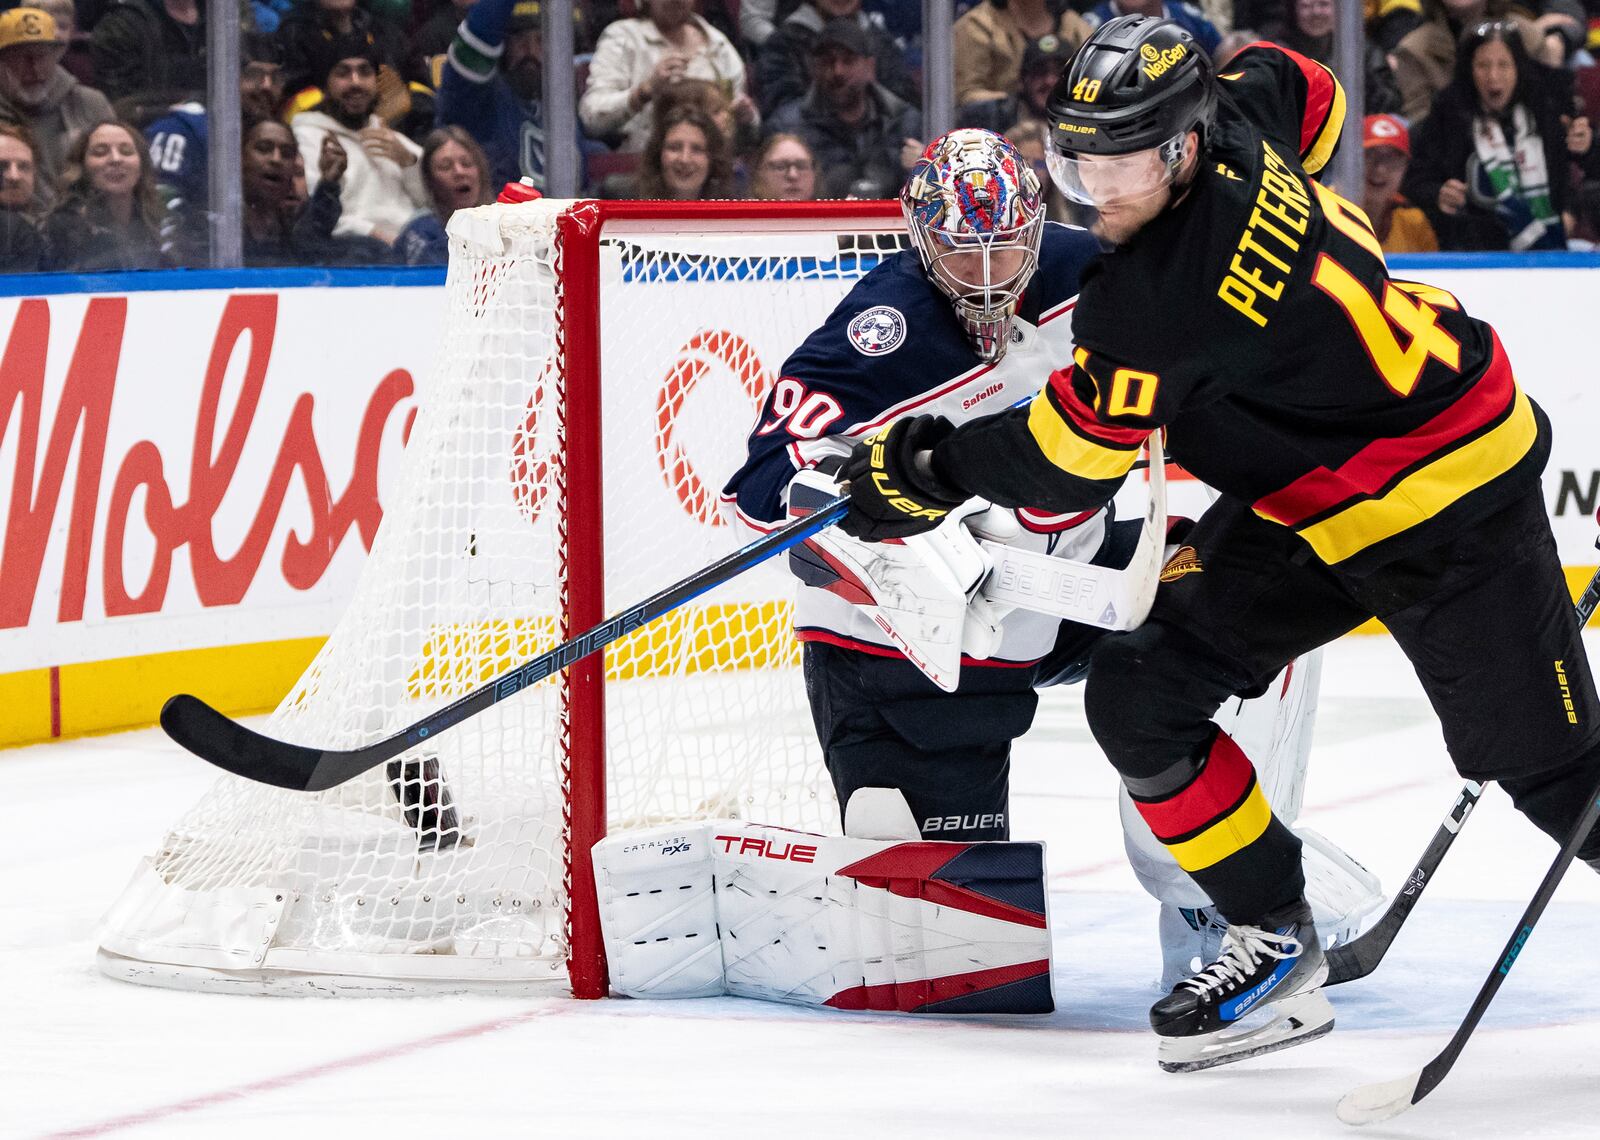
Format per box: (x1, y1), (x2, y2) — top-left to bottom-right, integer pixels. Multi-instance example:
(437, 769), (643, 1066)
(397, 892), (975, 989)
(721, 127), (1377, 994)
(833, 15), (1600, 1072)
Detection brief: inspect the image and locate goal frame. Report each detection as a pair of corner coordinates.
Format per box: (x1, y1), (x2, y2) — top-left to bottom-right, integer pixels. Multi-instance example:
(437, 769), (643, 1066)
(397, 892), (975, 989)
(540, 200), (902, 998)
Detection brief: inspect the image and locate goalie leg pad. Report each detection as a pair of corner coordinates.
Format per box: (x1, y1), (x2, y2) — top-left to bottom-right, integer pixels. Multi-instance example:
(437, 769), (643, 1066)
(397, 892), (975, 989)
(593, 822), (1055, 1014)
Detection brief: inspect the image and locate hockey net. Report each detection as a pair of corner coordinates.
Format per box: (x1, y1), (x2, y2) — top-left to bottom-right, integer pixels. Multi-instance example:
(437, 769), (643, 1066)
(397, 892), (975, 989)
(97, 200), (906, 996)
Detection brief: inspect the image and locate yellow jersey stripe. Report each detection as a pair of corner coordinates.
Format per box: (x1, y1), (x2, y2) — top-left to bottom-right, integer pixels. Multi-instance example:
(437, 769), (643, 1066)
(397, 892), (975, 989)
(1279, 389), (1539, 565)
(1026, 391), (1141, 482)
(1302, 65), (1346, 176)
(1162, 782), (1274, 872)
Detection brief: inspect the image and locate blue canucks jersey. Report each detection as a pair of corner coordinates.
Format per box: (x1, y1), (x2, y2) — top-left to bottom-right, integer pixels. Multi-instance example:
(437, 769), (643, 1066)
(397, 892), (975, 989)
(721, 221), (1107, 663)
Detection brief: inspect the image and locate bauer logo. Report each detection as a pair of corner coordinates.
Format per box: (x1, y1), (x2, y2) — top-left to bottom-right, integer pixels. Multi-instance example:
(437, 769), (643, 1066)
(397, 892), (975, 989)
(847, 307), (907, 357)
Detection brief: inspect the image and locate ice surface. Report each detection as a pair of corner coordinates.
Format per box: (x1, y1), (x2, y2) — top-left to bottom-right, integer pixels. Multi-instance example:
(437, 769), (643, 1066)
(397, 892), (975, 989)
(7, 634), (1599, 1139)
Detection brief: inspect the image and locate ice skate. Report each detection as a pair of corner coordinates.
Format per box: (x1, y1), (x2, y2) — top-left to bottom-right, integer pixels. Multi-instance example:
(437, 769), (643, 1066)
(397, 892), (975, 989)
(1151, 898), (1333, 1073)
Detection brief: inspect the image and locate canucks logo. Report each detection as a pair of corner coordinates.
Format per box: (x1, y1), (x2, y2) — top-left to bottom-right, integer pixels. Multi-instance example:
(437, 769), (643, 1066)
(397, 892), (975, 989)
(848, 306), (907, 357)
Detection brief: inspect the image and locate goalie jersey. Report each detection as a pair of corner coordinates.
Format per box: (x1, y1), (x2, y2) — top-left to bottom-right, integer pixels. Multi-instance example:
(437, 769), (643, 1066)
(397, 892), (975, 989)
(721, 221), (1105, 665)
(935, 43), (1551, 575)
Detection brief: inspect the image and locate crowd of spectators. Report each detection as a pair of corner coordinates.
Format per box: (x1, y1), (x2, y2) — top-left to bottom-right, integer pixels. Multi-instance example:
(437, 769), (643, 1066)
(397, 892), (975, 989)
(1, 0), (1600, 271)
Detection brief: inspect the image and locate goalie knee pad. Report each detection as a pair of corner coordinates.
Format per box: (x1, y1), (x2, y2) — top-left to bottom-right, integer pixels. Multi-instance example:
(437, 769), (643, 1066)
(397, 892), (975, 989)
(592, 821), (1055, 1014)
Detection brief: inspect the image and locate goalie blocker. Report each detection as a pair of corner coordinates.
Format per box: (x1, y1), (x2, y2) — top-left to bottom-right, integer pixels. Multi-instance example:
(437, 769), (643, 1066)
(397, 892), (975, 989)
(592, 814), (1054, 1014)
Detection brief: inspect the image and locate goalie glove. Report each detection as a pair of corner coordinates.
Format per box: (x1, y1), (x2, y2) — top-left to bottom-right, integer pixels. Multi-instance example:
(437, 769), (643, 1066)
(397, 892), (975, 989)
(787, 465), (1014, 691)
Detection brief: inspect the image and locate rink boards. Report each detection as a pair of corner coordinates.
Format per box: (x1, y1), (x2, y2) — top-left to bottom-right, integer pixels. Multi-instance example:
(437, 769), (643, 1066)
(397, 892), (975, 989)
(3, 254), (1599, 745)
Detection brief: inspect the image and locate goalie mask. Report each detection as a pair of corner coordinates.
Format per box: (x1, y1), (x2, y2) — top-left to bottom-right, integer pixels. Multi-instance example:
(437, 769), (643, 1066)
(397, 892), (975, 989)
(901, 129), (1045, 364)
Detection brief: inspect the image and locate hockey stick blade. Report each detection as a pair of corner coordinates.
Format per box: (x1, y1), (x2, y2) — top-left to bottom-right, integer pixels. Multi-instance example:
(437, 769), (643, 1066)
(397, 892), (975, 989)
(1326, 563), (1600, 987)
(1337, 780), (1600, 1126)
(1325, 782), (1484, 986)
(161, 495), (852, 792)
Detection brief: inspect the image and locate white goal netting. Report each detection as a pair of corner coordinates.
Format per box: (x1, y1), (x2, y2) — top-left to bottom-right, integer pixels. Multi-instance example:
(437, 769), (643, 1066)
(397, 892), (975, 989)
(97, 200), (907, 995)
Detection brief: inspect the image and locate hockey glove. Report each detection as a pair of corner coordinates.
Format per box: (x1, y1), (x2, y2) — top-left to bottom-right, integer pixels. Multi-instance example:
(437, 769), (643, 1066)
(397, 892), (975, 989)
(838, 415), (969, 541)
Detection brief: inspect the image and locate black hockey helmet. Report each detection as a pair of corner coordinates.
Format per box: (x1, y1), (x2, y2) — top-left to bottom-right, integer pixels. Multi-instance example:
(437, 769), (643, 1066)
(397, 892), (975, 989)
(1045, 15), (1216, 159)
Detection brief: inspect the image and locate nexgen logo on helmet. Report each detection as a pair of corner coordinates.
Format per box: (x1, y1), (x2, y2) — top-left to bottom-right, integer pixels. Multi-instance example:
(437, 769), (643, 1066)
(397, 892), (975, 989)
(1141, 42), (1188, 79)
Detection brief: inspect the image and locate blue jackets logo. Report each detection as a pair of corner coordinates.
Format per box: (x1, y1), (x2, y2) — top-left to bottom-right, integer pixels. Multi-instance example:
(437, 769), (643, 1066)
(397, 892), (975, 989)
(848, 306), (908, 356)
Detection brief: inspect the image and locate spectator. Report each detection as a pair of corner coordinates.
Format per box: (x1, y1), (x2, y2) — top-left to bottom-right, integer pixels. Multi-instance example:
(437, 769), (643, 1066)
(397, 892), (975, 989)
(41, 119), (165, 269)
(0, 7), (112, 197)
(757, 0), (915, 115)
(1405, 18), (1600, 248)
(656, 76), (759, 159)
(394, 125), (493, 264)
(622, 102), (732, 199)
(436, 0), (546, 190)
(1565, 178), (1600, 247)
(1361, 112), (1439, 251)
(31, 0), (94, 88)
(90, 0), (205, 121)
(953, 1), (1091, 109)
(0, 121), (43, 268)
(579, 0), (754, 154)
(1276, 0), (1403, 114)
(146, 35), (285, 265)
(958, 34), (1070, 134)
(1083, 1), (1221, 56)
(291, 35), (428, 246)
(279, 0), (409, 97)
(749, 131), (816, 198)
(1391, 1), (1554, 125)
(764, 18), (921, 198)
(242, 118), (367, 264)
(742, 0), (914, 50)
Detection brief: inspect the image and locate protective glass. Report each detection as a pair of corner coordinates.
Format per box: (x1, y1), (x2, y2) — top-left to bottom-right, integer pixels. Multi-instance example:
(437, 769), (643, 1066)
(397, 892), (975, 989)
(1046, 133), (1185, 209)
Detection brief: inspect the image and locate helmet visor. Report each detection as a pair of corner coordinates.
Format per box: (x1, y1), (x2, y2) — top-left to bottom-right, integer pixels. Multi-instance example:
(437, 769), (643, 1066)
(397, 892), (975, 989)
(1046, 136), (1181, 209)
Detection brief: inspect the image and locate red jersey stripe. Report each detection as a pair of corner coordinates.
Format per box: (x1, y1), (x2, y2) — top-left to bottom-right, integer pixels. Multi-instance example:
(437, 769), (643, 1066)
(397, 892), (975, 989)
(1254, 331), (1517, 528)
(1047, 367), (1151, 447)
(1130, 731), (1257, 841)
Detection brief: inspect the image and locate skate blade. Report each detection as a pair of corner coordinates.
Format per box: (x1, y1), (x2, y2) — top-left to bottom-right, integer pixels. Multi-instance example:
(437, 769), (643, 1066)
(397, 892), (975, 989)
(1158, 989), (1335, 1074)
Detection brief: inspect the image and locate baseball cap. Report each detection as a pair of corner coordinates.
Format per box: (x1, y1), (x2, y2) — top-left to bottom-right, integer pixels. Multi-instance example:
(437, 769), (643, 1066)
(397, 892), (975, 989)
(0, 8), (63, 54)
(507, 0), (541, 34)
(1363, 113), (1410, 156)
(812, 17), (870, 58)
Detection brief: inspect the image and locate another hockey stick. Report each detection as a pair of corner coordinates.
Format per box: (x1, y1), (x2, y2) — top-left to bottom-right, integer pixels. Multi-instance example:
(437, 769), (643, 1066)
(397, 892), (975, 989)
(1326, 560), (1600, 986)
(1336, 773), (1600, 1125)
(160, 494), (852, 792)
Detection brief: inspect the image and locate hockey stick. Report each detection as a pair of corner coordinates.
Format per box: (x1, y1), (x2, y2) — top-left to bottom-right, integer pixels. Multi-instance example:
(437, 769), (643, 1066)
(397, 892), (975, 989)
(1325, 560), (1600, 986)
(160, 494), (852, 792)
(1336, 773), (1600, 1125)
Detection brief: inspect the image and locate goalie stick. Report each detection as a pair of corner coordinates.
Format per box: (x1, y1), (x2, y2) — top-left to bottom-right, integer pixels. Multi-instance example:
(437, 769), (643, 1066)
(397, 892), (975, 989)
(1325, 558), (1600, 987)
(159, 494), (851, 792)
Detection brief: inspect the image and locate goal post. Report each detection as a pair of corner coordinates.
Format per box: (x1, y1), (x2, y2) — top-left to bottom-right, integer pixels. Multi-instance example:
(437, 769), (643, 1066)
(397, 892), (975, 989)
(97, 199), (906, 998)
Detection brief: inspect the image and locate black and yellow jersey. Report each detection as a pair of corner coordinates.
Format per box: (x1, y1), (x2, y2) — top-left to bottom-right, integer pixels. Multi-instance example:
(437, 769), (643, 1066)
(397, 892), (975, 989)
(936, 42), (1549, 575)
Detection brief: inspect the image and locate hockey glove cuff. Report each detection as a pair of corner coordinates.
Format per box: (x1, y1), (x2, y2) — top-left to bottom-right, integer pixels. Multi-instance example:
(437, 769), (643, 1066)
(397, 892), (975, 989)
(839, 415), (969, 541)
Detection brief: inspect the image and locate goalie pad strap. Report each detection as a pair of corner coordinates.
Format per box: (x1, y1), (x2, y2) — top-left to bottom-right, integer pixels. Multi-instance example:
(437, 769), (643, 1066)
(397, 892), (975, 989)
(592, 822), (1055, 1014)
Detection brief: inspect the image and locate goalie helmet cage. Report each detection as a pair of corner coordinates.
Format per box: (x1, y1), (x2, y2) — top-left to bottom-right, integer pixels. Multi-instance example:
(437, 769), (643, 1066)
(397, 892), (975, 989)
(96, 199), (905, 999)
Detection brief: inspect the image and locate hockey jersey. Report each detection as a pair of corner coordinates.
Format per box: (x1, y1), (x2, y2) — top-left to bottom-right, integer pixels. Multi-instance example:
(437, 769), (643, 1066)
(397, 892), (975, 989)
(721, 222), (1107, 665)
(935, 42), (1550, 576)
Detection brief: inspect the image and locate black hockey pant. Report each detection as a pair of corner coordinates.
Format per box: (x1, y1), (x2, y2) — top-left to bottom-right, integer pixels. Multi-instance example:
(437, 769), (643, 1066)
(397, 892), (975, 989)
(1084, 485), (1600, 925)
